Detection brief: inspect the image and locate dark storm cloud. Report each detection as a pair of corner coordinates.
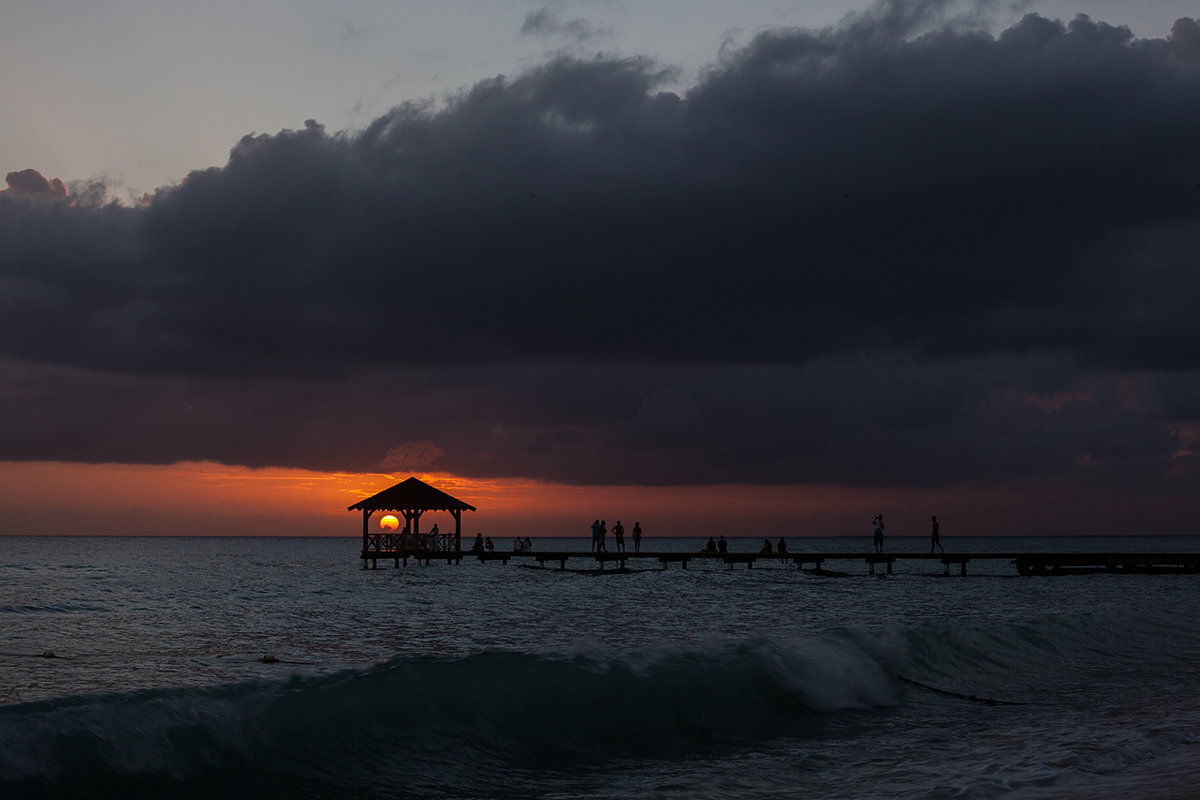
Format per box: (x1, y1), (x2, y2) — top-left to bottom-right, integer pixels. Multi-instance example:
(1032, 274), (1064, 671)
(2, 1), (1199, 491)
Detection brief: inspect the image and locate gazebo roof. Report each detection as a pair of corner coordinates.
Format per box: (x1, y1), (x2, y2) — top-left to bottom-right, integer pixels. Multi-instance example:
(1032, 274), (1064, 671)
(347, 476), (477, 513)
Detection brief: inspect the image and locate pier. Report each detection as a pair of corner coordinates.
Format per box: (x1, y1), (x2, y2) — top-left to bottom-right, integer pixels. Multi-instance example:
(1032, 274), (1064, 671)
(359, 549), (1200, 575)
(349, 479), (1200, 576)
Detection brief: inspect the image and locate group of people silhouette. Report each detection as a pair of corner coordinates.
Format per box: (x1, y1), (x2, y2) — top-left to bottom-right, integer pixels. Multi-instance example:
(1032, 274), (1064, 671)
(590, 519), (644, 552)
(469, 515), (944, 556)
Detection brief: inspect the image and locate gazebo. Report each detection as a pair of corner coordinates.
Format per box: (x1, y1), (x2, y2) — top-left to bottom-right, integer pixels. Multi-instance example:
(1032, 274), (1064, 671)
(348, 476), (477, 565)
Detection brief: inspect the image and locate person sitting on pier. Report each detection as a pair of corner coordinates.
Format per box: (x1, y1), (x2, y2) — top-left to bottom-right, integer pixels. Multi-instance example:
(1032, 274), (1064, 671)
(777, 538), (788, 563)
(705, 537), (717, 553)
(718, 535), (728, 553)
(761, 538), (773, 554)
(472, 533), (485, 553)
(523, 536), (533, 551)
(485, 536), (494, 551)
(613, 520), (626, 552)
(513, 537), (524, 552)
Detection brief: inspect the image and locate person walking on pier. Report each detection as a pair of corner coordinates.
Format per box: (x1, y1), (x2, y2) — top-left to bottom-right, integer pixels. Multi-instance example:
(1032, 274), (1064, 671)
(591, 519), (601, 553)
(873, 514), (885, 553)
(613, 520), (626, 552)
(931, 516), (944, 553)
(632, 522), (643, 552)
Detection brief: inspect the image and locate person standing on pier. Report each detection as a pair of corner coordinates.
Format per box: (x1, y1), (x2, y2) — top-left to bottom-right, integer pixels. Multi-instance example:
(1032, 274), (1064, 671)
(613, 520), (626, 552)
(472, 533), (484, 553)
(599, 520), (608, 552)
(591, 519), (601, 553)
(931, 516), (944, 553)
(777, 538), (788, 563)
(632, 522), (643, 552)
(873, 514), (885, 553)
(718, 535), (728, 553)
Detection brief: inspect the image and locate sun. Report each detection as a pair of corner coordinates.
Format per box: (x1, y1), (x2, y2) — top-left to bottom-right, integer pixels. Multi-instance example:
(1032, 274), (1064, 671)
(379, 515), (400, 530)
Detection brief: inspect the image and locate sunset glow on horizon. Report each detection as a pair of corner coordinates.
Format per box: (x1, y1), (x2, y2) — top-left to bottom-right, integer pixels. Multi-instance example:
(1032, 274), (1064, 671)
(0, 459), (1190, 541)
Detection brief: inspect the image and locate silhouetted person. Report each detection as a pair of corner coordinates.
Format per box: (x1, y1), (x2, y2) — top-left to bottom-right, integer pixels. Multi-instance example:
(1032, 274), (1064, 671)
(591, 519), (601, 553)
(485, 537), (494, 551)
(931, 516), (943, 553)
(472, 533), (484, 553)
(632, 522), (643, 552)
(599, 520), (608, 552)
(523, 536), (533, 551)
(873, 514), (885, 553)
(705, 536), (717, 553)
(718, 535), (728, 553)
(761, 538), (773, 554)
(513, 537), (523, 551)
(777, 538), (788, 563)
(612, 520), (625, 552)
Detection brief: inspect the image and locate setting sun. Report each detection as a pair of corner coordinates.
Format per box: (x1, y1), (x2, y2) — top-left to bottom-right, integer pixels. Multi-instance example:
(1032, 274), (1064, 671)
(379, 514), (400, 530)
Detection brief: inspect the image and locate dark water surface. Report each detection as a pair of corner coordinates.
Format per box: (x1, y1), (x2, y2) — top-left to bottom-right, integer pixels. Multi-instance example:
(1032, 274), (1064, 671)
(2, 535), (1198, 798)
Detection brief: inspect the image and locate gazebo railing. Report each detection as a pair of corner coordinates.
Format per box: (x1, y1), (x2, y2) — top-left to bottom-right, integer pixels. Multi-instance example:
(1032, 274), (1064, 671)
(364, 531), (459, 554)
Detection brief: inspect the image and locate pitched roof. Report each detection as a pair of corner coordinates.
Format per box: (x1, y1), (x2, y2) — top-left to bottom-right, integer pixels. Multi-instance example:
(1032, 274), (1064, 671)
(347, 477), (477, 513)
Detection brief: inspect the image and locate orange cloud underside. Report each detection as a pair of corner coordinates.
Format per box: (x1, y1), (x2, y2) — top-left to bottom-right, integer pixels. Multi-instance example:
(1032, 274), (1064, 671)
(0, 461), (896, 537)
(0, 461), (1170, 538)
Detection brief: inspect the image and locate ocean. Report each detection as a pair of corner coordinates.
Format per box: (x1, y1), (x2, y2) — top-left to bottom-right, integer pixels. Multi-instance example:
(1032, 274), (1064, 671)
(2, 534), (1198, 799)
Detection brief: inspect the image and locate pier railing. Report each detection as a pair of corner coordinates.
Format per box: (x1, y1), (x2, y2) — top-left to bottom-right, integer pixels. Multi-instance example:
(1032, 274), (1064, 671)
(364, 531), (458, 555)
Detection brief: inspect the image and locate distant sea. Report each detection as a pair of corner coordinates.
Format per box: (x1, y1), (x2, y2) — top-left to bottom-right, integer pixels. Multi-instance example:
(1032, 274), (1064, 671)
(2, 535), (1199, 799)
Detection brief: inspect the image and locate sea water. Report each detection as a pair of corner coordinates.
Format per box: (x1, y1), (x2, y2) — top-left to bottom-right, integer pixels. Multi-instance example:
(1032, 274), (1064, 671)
(1, 535), (1199, 799)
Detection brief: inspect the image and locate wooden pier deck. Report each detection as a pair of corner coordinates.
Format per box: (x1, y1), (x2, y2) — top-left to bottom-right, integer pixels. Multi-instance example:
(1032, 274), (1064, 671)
(361, 549), (1200, 575)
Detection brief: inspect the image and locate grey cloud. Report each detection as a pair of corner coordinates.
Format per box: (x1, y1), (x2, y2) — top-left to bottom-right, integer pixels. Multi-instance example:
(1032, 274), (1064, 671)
(521, 7), (608, 42)
(1, 3), (1199, 495)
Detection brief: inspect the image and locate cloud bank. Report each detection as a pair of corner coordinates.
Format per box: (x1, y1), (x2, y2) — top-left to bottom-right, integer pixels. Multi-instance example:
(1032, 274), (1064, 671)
(2, 3), (1199, 503)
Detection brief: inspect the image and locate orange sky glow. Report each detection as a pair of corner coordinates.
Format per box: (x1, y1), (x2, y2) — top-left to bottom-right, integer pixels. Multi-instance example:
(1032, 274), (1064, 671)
(0, 460), (1184, 539)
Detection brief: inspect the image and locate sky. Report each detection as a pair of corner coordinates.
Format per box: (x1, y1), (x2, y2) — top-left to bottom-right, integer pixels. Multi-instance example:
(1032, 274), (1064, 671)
(2, 0), (1199, 539)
